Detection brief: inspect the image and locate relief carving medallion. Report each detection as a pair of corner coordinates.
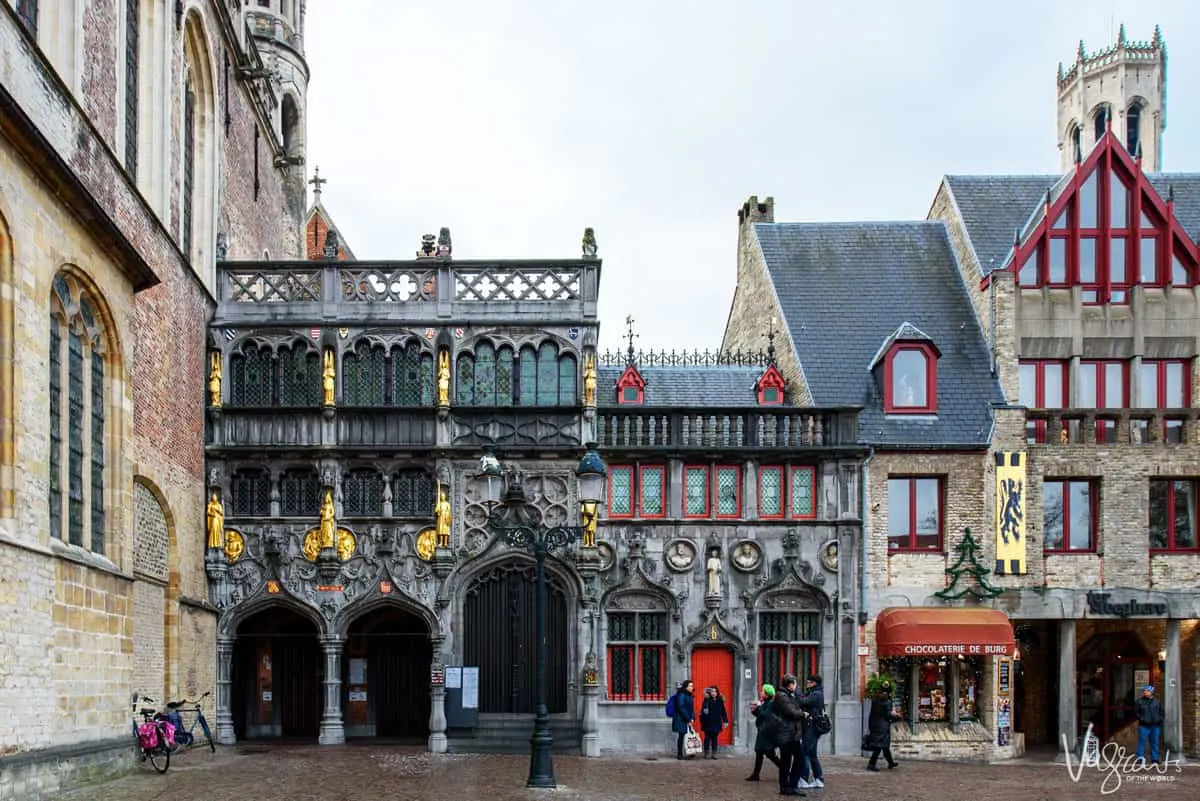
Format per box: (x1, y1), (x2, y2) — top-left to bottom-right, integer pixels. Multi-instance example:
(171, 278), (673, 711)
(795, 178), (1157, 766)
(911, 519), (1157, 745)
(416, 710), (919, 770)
(664, 539), (697, 572)
(730, 539), (762, 572)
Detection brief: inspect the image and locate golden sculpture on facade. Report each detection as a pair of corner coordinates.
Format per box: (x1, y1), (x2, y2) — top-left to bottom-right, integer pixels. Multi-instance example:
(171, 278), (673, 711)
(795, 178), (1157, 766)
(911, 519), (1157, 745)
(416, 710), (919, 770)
(435, 483), (452, 548)
(437, 350), (450, 406)
(206, 492), (225, 549)
(322, 350), (336, 406)
(336, 529), (356, 562)
(224, 530), (245, 563)
(320, 489), (337, 549)
(583, 353), (597, 406)
(208, 352), (222, 407)
(302, 529), (322, 562)
(415, 527), (437, 561)
(580, 500), (598, 547)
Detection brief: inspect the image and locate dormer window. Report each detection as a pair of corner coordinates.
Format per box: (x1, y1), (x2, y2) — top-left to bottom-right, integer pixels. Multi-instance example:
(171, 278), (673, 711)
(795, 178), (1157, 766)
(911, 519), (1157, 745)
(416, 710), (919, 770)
(616, 363), (646, 405)
(755, 363), (786, 406)
(884, 343), (937, 414)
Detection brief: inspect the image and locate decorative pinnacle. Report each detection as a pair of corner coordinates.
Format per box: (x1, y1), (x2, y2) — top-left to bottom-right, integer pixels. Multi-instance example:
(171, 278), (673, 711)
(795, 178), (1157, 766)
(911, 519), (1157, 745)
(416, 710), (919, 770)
(1044, 189), (1051, 207)
(623, 315), (639, 364)
(765, 317), (778, 363)
(1152, 24), (1162, 47)
(1118, 23), (1126, 47)
(1168, 183), (1175, 203)
(1078, 40), (1086, 61)
(308, 166), (327, 198)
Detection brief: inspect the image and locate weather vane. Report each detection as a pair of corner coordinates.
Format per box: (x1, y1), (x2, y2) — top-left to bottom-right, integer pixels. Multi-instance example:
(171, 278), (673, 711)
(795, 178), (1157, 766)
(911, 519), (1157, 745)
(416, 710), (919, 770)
(765, 317), (777, 362)
(624, 315), (639, 363)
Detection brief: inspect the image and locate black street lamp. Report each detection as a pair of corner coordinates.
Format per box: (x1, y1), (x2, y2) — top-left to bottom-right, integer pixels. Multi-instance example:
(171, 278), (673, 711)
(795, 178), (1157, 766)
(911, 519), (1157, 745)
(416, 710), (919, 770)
(476, 443), (608, 789)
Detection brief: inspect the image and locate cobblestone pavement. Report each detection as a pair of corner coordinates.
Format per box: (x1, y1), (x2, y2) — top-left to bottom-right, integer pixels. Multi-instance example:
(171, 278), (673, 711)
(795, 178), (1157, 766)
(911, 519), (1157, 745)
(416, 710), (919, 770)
(61, 745), (1193, 801)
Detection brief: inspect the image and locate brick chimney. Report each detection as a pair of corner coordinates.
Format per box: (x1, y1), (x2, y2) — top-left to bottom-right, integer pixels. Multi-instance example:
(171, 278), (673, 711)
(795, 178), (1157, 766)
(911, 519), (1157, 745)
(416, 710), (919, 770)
(738, 195), (775, 226)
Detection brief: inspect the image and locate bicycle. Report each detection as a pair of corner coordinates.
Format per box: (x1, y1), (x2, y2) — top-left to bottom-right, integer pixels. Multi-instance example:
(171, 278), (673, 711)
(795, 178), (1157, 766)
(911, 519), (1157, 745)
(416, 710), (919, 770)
(163, 691), (216, 754)
(131, 692), (174, 774)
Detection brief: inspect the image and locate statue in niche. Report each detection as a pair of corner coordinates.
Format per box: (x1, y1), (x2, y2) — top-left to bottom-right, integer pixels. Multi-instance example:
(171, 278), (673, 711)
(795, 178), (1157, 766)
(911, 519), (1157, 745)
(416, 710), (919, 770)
(208, 352), (222, 407)
(580, 501), (598, 547)
(322, 350), (336, 406)
(320, 489), (337, 550)
(706, 547), (722, 596)
(437, 350), (450, 406)
(583, 354), (597, 406)
(435, 483), (452, 548)
(206, 492), (225, 549)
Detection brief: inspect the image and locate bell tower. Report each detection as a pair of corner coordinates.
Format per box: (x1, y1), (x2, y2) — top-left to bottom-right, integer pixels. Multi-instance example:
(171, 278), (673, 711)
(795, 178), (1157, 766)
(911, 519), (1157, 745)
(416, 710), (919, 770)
(1055, 25), (1166, 173)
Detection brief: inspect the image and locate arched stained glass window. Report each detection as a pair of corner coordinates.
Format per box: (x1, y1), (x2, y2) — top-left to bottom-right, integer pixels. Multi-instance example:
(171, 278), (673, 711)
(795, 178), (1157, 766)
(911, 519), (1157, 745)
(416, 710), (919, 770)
(518, 346), (537, 407)
(558, 353), (577, 405)
(230, 469), (271, 516)
(230, 344), (274, 406)
(495, 345), (514, 406)
(279, 344), (321, 406)
(536, 342), (559, 405)
(456, 353), (475, 405)
(393, 341), (427, 406)
(393, 470), (435, 517)
(280, 469), (319, 516)
(343, 469), (384, 516)
(473, 342), (497, 405)
(419, 352), (435, 406)
(344, 341), (385, 405)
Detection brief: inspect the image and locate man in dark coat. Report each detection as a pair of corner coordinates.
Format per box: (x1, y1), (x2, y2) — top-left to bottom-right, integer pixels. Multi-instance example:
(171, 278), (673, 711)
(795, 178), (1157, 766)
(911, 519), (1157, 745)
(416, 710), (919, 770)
(864, 681), (899, 771)
(771, 675), (807, 796)
(1135, 685), (1164, 765)
(795, 674), (826, 788)
(746, 684), (782, 781)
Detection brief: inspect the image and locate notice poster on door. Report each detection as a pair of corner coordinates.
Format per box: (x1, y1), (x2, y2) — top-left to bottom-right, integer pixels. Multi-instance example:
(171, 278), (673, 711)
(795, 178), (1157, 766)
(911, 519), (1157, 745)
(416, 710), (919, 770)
(446, 667), (462, 689)
(349, 658), (367, 685)
(1134, 669), (1150, 689)
(462, 667), (480, 709)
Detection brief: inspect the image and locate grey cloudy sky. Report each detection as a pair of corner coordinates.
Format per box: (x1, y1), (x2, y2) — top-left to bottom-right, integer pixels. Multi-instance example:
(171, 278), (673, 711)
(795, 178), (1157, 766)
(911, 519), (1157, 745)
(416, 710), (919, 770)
(303, 1), (1199, 355)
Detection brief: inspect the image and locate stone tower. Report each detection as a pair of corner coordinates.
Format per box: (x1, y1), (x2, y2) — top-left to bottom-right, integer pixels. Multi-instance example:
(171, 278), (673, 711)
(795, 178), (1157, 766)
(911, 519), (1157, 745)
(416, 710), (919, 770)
(245, 0), (311, 219)
(1055, 24), (1166, 173)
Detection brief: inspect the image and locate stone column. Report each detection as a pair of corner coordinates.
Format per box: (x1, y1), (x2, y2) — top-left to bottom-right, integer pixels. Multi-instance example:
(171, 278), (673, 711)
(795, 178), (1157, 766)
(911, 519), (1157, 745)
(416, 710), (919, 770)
(215, 637), (237, 745)
(1164, 620), (1183, 753)
(1057, 620), (1077, 754)
(581, 650), (601, 757)
(428, 636), (448, 753)
(319, 635), (345, 745)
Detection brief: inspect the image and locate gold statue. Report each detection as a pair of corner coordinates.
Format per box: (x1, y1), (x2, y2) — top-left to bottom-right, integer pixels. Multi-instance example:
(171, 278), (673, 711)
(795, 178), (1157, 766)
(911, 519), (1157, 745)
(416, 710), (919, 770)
(302, 529), (322, 561)
(583, 354), (597, 406)
(322, 350), (336, 406)
(437, 350), (450, 406)
(223, 530), (245, 563)
(208, 352), (222, 407)
(206, 492), (225, 549)
(336, 529), (356, 562)
(320, 489), (336, 549)
(435, 483), (452, 548)
(415, 527), (437, 561)
(581, 500), (598, 547)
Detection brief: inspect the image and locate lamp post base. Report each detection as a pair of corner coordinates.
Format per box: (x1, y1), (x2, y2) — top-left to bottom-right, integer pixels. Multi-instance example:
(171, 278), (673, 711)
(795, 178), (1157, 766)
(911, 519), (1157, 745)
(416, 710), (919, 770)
(526, 721), (557, 788)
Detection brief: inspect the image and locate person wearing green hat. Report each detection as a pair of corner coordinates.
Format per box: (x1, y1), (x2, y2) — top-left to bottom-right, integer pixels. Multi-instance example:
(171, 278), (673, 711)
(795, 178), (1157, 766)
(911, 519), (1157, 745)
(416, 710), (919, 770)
(745, 684), (783, 781)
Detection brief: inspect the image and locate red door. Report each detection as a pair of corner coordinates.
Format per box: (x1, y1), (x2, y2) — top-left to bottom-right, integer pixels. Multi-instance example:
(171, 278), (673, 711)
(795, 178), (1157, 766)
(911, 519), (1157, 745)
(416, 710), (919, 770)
(691, 647), (735, 746)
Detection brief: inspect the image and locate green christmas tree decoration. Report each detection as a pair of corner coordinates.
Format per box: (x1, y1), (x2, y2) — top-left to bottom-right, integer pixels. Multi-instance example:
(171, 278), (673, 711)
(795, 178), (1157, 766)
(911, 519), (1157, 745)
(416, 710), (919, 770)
(935, 527), (1002, 601)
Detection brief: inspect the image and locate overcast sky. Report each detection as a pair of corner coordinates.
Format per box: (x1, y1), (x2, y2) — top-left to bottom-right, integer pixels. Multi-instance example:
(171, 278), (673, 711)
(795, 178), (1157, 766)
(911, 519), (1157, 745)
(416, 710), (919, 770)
(303, 1), (1199, 355)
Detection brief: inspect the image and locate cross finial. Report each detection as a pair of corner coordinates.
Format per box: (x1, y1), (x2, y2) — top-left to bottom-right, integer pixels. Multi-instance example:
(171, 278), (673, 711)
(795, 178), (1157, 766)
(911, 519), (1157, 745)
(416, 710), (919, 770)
(309, 166), (327, 199)
(624, 315), (639, 363)
(765, 317), (778, 363)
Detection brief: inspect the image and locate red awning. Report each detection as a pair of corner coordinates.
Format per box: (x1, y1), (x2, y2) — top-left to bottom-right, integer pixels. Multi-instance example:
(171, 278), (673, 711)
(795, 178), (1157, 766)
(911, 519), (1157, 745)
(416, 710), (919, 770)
(875, 607), (1015, 658)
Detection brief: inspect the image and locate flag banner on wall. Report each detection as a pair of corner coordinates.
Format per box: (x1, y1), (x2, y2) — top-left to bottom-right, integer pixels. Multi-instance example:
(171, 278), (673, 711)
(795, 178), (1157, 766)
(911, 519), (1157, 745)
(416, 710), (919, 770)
(994, 452), (1027, 575)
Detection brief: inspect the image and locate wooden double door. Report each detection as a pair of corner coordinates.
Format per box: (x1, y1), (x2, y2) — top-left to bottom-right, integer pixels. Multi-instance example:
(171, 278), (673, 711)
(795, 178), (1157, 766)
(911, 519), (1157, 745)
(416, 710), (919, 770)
(692, 646), (735, 746)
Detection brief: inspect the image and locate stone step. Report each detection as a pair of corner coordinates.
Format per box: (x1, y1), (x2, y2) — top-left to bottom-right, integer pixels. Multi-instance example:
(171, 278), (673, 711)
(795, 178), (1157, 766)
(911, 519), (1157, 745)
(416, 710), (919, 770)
(447, 719), (583, 755)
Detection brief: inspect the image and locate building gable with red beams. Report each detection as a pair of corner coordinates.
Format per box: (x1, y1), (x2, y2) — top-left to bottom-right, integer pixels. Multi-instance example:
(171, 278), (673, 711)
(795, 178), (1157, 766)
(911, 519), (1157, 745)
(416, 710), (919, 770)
(305, 200), (356, 261)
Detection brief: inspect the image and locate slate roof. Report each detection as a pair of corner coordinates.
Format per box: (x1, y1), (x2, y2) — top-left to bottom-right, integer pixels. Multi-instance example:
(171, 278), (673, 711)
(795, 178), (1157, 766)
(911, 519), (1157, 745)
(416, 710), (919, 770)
(943, 173), (1200, 275)
(754, 221), (1004, 447)
(595, 365), (774, 408)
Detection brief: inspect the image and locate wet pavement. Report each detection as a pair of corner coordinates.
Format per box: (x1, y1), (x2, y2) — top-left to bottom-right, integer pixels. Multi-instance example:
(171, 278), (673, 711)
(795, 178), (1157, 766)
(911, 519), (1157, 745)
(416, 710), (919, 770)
(61, 744), (1193, 801)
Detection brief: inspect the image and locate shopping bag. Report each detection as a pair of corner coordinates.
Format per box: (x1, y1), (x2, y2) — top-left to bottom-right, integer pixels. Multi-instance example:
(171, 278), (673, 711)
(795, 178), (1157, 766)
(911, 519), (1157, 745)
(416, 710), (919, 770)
(684, 725), (703, 756)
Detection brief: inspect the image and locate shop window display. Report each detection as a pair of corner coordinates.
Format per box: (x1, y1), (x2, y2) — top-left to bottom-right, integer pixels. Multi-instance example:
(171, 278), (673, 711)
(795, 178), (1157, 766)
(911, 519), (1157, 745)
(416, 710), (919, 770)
(918, 658), (949, 721)
(878, 656), (983, 725)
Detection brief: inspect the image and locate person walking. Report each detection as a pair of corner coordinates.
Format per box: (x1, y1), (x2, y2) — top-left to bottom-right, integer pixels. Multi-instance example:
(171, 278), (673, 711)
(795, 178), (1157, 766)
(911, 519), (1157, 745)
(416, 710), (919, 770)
(671, 679), (697, 760)
(795, 674), (827, 789)
(771, 675), (807, 796)
(746, 684), (782, 781)
(864, 681), (899, 771)
(699, 686), (729, 758)
(1135, 685), (1164, 766)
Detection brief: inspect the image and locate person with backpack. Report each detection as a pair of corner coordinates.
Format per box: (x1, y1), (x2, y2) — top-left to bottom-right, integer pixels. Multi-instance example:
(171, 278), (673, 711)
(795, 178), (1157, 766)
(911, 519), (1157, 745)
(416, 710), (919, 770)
(771, 675), (807, 796)
(745, 683), (782, 781)
(699, 686), (729, 758)
(793, 674), (828, 789)
(667, 679), (696, 759)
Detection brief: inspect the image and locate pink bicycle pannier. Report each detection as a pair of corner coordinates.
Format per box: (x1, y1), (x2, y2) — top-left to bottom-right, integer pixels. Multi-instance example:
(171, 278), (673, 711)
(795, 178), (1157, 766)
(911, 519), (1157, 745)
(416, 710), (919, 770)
(137, 721), (159, 749)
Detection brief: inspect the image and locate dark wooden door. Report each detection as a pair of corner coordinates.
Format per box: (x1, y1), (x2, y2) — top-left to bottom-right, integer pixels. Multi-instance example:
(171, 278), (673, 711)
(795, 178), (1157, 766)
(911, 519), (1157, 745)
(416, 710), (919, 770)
(463, 561), (569, 713)
(275, 637), (321, 738)
(370, 635), (432, 738)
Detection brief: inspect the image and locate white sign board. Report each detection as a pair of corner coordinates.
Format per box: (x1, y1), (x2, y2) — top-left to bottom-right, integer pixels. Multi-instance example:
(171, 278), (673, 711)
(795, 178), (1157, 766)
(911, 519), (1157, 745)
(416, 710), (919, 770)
(462, 667), (480, 709)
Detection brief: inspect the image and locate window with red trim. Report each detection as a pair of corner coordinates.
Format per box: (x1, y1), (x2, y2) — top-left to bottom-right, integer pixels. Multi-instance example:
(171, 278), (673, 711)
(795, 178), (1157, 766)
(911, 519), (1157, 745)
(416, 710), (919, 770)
(789, 466), (816, 519)
(756, 363), (786, 405)
(887, 477), (942, 551)
(616, 365), (646, 405)
(757, 611), (820, 690)
(1138, 359), (1191, 443)
(608, 465), (634, 518)
(1019, 359), (1068, 443)
(1149, 480), (1199, 552)
(638, 465), (666, 518)
(883, 343), (937, 414)
(759, 466), (785, 519)
(1012, 139), (1199, 302)
(683, 466), (709, 517)
(1043, 479), (1096, 552)
(606, 611), (668, 701)
(714, 465), (741, 518)
(1078, 360), (1127, 443)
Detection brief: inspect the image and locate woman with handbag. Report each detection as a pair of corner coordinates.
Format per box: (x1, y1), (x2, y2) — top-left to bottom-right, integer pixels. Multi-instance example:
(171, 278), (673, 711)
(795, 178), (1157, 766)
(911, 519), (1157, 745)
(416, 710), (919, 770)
(672, 679), (697, 759)
(699, 686), (729, 759)
(864, 681), (900, 771)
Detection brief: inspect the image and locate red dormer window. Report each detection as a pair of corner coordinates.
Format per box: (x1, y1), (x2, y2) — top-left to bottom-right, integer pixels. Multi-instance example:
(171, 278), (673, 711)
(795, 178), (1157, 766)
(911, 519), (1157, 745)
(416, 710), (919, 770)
(755, 363), (786, 405)
(883, 342), (938, 414)
(616, 364), (645, 405)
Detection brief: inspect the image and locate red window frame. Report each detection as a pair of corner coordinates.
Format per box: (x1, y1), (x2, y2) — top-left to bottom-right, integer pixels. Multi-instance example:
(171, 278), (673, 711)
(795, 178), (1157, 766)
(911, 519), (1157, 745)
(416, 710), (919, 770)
(606, 614), (668, 703)
(1149, 480), (1200, 553)
(1042, 479), (1097, 553)
(789, 466), (817, 520)
(637, 465), (666, 519)
(1139, 359), (1191, 442)
(1078, 360), (1128, 442)
(757, 645), (820, 689)
(713, 464), (742, 519)
(1019, 359), (1069, 444)
(883, 342), (938, 414)
(607, 465), (634, 519)
(886, 476), (943, 551)
(758, 465), (785, 519)
(683, 465), (710, 518)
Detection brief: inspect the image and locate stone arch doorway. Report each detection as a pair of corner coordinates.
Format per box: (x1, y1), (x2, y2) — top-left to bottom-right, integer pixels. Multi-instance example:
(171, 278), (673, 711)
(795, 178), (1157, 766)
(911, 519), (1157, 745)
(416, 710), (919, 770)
(1077, 630), (1154, 742)
(231, 605), (322, 740)
(463, 559), (570, 713)
(343, 605), (432, 740)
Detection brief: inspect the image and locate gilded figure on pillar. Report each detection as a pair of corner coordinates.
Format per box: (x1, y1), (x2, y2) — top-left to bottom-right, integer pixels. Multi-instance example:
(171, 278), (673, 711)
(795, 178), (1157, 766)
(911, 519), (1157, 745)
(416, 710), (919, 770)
(581, 500), (598, 547)
(206, 492), (225, 549)
(208, 352), (222, 407)
(435, 482), (452, 548)
(322, 350), (336, 407)
(583, 353), (597, 407)
(437, 350), (450, 406)
(320, 489), (337, 550)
